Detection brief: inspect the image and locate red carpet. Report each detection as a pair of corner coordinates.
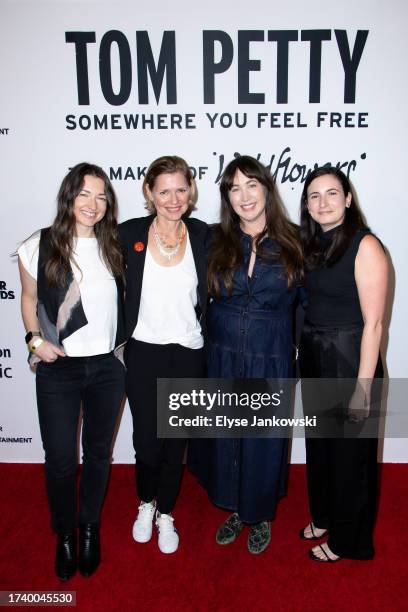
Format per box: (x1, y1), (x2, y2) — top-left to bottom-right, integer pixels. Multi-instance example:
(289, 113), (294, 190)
(0, 464), (406, 611)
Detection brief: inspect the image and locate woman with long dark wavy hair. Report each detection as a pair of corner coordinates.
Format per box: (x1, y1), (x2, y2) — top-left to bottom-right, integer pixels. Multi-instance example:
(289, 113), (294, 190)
(189, 155), (303, 554)
(298, 166), (388, 562)
(17, 163), (125, 580)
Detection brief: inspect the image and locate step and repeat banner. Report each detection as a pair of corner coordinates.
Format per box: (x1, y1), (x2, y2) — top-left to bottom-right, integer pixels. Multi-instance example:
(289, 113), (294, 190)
(1, 0), (407, 462)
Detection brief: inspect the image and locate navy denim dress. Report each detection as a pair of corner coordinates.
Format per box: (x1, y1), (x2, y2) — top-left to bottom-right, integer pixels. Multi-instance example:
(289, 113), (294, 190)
(189, 230), (297, 523)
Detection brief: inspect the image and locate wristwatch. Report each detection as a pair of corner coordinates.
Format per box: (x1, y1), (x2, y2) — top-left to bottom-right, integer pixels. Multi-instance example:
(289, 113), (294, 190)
(25, 331), (42, 344)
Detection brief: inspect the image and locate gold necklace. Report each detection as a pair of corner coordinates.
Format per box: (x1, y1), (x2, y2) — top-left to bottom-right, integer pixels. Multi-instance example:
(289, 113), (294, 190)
(153, 218), (185, 260)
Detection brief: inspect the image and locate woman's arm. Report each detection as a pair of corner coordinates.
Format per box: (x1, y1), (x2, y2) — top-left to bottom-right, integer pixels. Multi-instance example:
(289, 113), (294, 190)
(18, 257), (66, 362)
(355, 234), (388, 380)
(348, 235), (388, 419)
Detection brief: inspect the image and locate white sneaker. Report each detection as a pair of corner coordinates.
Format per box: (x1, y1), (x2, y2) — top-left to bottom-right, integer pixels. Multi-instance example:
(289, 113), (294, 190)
(132, 501), (156, 543)
(155, 512), (179, 554)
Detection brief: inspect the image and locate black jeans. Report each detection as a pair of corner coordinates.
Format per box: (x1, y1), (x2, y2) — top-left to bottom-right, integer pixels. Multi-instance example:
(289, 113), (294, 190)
(36, 353), (125, 534)
(126, 339), (205, 514)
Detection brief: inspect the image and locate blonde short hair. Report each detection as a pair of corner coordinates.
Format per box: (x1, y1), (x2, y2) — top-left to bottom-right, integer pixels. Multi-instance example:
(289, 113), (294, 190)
(142, 155), (197, 214)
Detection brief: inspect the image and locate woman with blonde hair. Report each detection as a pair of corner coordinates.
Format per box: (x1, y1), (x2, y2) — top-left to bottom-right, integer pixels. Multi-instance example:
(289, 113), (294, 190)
(119, 155), (208, 554)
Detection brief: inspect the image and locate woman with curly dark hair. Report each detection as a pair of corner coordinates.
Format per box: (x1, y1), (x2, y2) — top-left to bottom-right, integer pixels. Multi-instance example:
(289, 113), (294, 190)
(298, 166), (388, 562)
(189, 155), (303, 554)
(17, 163), (125, 580)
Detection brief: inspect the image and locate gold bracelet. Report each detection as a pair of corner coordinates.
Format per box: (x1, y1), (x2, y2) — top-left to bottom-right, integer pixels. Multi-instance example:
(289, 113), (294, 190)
(30, 337), (44, 352)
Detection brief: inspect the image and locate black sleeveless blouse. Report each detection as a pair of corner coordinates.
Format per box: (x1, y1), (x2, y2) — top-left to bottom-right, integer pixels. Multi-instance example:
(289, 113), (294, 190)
(304, 228), (371, 327)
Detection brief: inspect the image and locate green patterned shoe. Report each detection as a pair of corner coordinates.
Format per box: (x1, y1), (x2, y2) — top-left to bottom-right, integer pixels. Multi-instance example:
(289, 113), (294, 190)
(215, 513), (243, 545)
(247, 521), (271, 554)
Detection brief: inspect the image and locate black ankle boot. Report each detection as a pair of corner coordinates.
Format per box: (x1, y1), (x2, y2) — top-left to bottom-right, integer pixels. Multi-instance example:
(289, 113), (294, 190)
(79, 523), (100, 577)
(55, 532), (77, 581)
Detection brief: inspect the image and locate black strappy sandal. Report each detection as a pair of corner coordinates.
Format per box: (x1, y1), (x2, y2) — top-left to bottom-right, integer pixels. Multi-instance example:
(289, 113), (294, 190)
(308, 544), (341, 563)
(299, 522), (328, 540)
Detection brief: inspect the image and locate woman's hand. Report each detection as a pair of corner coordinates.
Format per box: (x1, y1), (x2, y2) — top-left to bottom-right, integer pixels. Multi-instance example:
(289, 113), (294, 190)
(347, 381), (371, 422)
(28, 339), (66, 363)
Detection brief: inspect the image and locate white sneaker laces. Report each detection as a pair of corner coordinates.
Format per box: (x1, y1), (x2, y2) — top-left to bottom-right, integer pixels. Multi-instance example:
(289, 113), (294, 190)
(139, 502), (154, 513)
(157, 513), (175, 532)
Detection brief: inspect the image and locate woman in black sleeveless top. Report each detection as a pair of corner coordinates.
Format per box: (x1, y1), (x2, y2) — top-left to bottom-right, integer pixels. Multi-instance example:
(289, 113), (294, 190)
(298, 166), (388, 562)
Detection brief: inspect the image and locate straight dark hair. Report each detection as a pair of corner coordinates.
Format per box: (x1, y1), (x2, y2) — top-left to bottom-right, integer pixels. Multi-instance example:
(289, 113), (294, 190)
(45, 162), (123, 286)
(300, 166), (368, 269)
(208, 155), (303, 296)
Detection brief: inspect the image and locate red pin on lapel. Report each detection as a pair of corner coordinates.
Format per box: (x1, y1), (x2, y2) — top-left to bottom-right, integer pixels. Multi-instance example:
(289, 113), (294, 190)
(133, 241), (145, 252)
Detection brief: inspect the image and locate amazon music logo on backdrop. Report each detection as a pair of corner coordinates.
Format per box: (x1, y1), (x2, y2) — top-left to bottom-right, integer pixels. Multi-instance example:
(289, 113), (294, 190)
(0, 347), (13, 379)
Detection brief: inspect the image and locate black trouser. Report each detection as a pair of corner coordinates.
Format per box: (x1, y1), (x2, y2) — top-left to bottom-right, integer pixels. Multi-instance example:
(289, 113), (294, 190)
(300, 322), (382, 559)
(125, 339), (205, 515)
(36, 353), (125, 534)
(305, 437), (378, 558)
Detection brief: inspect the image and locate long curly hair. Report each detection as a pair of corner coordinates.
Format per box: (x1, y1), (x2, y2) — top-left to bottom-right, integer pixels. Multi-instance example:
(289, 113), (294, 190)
(208, 155), (303, 296)
(45, 162), (123, 286)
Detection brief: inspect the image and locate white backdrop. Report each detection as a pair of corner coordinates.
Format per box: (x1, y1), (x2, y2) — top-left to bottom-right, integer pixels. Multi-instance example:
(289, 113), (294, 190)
(1, 0), (407, 462)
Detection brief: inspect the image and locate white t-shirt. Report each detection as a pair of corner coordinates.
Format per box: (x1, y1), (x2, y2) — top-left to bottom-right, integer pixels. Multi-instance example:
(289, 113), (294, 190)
(18, 231), (118, 356)
(133, 235), (204, 349)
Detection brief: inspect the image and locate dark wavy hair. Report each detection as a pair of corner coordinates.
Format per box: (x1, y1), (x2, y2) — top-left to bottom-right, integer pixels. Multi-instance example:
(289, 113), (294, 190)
(208, 155), (303, 296)
(300, 166), (368, 269)
(45, 162), (123, 286)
